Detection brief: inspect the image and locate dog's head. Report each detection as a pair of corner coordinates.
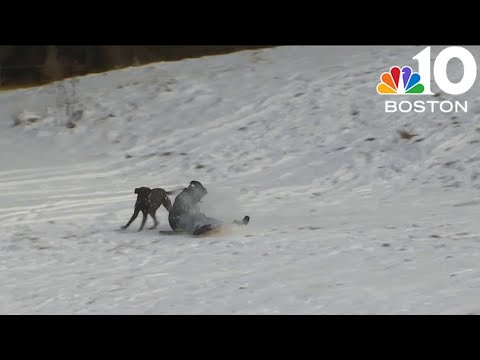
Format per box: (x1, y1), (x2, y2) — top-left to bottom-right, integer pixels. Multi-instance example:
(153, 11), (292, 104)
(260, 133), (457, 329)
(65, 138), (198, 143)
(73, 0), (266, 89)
(134, 187), (151, 197)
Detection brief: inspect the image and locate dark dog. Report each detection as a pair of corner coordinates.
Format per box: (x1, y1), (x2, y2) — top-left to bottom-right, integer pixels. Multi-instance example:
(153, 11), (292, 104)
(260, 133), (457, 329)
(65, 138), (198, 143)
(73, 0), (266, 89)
(122, 187), (173, 231)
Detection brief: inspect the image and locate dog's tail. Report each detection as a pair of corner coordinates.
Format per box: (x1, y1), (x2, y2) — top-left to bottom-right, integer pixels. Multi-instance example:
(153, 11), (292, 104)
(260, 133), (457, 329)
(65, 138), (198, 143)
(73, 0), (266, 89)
(162, 187), (184, 212)
(165, 187), (184, 196)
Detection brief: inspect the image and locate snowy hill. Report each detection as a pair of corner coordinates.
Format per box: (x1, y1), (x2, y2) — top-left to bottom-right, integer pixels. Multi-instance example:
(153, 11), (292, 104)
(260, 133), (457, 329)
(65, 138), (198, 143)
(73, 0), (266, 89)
(1, 46), (480, 314)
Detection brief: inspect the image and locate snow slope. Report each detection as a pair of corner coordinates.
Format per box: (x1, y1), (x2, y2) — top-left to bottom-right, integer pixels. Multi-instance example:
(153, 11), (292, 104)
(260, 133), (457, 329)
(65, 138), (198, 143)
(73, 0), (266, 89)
(1, 46), (480, 314)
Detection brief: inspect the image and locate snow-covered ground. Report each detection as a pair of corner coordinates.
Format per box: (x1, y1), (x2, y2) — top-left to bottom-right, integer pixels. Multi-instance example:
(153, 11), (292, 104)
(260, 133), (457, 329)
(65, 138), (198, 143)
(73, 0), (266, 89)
(1, 46), (480, 314)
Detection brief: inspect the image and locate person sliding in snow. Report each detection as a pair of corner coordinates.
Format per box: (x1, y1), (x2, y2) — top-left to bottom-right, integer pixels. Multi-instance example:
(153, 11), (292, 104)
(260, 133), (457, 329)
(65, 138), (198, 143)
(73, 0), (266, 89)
(168, 180), (249, 235)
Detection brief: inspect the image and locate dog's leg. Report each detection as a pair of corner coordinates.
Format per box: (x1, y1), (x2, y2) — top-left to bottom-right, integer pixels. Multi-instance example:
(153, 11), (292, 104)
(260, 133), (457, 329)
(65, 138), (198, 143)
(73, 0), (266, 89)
(138, 210), (148, 231)
(148, 208), (159, 229)
(122, 208), (140, 229)
(163, 195), (172, 212)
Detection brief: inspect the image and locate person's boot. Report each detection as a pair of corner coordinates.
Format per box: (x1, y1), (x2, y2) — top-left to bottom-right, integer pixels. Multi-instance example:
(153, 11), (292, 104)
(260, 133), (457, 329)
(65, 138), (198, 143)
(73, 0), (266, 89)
(233, 216), (250, 225)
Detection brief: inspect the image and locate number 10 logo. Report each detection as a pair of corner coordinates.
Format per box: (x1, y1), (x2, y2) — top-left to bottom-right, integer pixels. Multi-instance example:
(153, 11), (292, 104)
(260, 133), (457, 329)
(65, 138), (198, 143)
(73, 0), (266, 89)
(377, 46), (477, 95)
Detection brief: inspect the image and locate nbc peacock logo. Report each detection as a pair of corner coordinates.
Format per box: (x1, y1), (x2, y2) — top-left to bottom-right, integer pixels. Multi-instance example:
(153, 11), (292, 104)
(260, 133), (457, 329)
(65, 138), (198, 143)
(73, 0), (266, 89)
(376, 66), (424, 95)
(377, 46), (477, 113)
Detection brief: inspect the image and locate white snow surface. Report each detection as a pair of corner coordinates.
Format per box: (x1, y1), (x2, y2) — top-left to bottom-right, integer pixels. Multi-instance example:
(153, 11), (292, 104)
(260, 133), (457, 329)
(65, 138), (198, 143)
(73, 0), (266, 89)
(1, 46), (480, 314)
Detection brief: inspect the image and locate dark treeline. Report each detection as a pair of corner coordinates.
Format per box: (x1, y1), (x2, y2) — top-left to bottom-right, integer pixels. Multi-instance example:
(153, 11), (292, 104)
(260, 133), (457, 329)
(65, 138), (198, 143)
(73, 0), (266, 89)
(0, 46), (271, 88)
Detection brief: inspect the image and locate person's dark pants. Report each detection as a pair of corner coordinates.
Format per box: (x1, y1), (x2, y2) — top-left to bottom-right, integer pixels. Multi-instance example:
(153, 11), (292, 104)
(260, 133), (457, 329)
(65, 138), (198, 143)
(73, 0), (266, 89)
(170, 213), (223, 234)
